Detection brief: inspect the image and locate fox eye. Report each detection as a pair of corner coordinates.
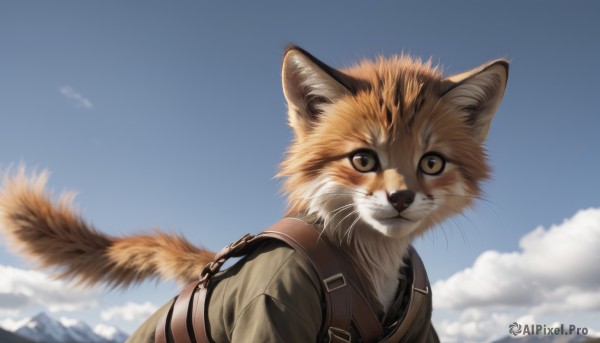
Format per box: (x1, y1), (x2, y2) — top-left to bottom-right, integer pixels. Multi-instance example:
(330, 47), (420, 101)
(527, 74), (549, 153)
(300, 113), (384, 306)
(350, 149), (379, 173)
(419, 153), (446, 175)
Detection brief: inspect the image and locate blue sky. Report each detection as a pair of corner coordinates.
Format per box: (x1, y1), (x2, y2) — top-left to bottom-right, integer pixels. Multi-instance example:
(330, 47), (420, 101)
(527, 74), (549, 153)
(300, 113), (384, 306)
(1, 2), (599, 342)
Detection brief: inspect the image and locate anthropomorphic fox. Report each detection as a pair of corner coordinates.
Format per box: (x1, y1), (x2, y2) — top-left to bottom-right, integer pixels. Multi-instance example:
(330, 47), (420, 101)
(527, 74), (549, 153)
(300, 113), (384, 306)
(0, 46), (508, 342)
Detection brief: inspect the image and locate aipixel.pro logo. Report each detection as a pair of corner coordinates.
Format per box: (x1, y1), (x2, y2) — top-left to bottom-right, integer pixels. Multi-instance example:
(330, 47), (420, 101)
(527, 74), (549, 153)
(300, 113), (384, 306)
(509, 322), (522, 336)
(509, 322), (589, 337)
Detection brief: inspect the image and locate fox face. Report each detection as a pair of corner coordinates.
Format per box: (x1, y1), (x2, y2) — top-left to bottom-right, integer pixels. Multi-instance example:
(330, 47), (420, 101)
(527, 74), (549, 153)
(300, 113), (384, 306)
(280, 47), (508, 242)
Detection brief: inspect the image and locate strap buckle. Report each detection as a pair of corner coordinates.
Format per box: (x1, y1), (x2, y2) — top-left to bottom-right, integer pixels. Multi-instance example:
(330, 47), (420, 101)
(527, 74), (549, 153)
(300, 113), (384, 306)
(199, 233), (256, 287)
(323, 273), (346, 292)
(328, 327), (351, 343)
(414, 285), (429, 295)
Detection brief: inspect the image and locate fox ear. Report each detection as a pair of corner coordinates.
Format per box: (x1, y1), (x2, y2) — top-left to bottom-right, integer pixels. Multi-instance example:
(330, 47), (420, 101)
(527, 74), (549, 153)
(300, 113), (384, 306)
(441, 59), (509, 141)
(282, 46), (352, 139)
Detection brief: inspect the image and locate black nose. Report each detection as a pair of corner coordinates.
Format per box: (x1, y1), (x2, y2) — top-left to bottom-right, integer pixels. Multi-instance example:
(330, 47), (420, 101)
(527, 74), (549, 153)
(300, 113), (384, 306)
(388, 190), (415, 213)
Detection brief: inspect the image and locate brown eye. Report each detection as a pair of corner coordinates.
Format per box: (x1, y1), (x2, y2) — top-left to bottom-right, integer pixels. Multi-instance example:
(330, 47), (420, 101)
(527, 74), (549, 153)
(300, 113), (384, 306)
(419, 153), (446, 175)
(350, 149), (379, 173)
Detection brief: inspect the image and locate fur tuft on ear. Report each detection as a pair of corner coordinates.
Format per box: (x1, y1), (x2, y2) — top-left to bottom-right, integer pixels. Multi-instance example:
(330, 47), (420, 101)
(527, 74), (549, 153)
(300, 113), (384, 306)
(281, 46), (352, 140)
(441, 59), (509, 141)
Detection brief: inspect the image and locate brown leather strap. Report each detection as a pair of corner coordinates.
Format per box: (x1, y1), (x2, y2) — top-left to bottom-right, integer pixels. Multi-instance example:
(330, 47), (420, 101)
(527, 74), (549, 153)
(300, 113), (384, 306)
(349, 285), (384, 342)
(154, 217), (399, 343)
(157, 282), (209, 343)
(191, 287), (210, 343)
(336, 248), (385, 342)
(262, 217), (353, 341)
(380, 245), (431, 342)
(155, 297), (176, 343)
(170, 281), (201, 343)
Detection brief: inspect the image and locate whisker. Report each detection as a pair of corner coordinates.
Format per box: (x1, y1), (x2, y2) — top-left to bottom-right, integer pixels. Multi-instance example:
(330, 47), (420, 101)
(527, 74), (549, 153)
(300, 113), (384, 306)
(433, 194), (500, 208)
(440, 223), (450, 250)
(344, 215), (362, 244)
(329, 203), (355, 215)
(300, 189), (369, 202)
(332, 209), (358, 236)
(446, 216), (469, 247)
(324, 204), (356, 230)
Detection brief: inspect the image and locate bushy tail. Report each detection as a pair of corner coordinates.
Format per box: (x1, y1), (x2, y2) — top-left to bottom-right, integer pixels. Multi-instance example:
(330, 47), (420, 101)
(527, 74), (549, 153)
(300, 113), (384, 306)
(0, 168), (215, 288)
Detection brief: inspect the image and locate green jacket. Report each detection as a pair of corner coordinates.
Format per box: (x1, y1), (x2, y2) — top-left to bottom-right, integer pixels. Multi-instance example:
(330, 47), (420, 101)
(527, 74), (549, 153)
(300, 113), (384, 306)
(127, 240), (439, 343)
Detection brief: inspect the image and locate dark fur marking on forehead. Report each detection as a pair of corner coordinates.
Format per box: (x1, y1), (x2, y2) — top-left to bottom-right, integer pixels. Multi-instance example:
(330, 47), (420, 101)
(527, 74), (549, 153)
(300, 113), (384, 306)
(393, 79), (403, 111)
(414, 85), (427, 113)
(406, 84), (428, 131)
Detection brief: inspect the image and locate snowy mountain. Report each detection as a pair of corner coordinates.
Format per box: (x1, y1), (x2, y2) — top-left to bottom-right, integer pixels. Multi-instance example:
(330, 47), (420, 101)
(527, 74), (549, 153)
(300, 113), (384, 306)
(0, 327), (35, 343)
(93, 323), (129, 343)
(5, 312), (128, 343)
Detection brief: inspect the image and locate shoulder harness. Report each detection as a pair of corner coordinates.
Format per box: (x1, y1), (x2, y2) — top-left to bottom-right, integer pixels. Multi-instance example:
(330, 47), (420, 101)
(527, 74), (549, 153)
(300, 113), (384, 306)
(154, 217), (432, 343)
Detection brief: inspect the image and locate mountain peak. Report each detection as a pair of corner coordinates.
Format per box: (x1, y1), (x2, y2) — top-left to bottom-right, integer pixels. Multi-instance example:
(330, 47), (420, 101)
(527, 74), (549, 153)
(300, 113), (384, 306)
(8, 313), (127, 343)
(30, 312), (51, 321)
(29, 312), (53, 326)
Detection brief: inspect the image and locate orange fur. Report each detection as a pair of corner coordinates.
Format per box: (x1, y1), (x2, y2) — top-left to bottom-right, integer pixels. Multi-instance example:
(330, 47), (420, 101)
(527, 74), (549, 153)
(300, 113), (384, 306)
(0, 168), (213, 287)
(0, 47), (508, 313)
(279, 47), (508, 309)
(281, 55), (496, 219)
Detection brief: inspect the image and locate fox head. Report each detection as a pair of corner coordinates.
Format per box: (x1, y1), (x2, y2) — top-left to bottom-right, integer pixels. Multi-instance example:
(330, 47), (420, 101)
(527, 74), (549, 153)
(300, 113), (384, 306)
(279, 46), (508, 242)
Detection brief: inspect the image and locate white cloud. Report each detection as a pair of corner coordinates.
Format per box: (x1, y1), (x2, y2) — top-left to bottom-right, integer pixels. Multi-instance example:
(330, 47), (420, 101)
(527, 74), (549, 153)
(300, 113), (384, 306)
(59, 86), (93, 109)
(59, 316), (79, 327)
(100, 301), (158, 323)
(94, 323), (119, 338)
(0, 265), (98, 313)
(432, 208), (600, 342)
(434, 309), (514, 343)
(0, 316), (29, 331)
(434, 208), (600, 312)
